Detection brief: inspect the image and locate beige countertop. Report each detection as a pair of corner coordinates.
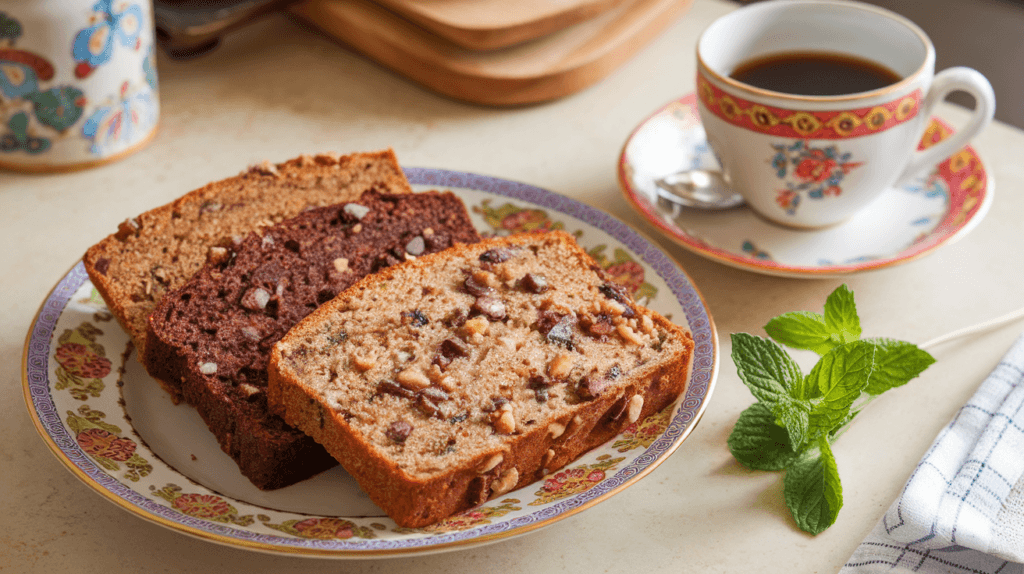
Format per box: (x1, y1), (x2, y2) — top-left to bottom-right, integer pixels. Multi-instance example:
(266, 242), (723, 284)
(4, 0), (1024, 571)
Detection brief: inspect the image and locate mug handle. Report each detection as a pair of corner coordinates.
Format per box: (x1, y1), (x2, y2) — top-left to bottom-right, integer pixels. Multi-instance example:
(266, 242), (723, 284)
(896, 67), (996, 185)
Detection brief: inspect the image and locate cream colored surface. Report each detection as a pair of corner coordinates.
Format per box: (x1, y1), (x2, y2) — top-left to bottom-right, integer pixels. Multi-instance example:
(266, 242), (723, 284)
(3, 0), (1023, 570)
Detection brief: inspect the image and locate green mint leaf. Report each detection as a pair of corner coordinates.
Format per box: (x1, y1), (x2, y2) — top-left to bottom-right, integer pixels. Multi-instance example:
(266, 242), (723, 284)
(764, 311), (836, 356)
(772, 396), (810, 450)
(861, 338), (936, 395)
(731, 333), (803, 403)
(783, 436), (843, 535)
(823, 285), (862, 345)
(806, 341), (876, 437)
(728, 402), (800, 471)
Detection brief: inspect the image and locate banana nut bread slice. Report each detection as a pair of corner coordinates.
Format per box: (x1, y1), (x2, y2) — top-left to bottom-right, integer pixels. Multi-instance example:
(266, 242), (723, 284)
(83, 149), (412, 391)
(268, 231), (694, 525)
(144, 190), (481, 490)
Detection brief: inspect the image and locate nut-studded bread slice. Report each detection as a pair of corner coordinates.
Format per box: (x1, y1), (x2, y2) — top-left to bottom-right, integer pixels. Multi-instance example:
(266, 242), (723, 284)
(144, 190), (481, 490)
(268, 231), (694, 525)
(83, 149), (412, 390)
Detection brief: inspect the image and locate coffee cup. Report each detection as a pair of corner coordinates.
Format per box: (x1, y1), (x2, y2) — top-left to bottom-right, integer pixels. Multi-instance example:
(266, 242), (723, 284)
(696, 0), (995, 228)
(0, 0), (159, 173)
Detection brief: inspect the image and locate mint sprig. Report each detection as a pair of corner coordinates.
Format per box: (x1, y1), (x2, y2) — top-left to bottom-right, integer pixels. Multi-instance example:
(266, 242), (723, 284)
(728, 285), (935, 535)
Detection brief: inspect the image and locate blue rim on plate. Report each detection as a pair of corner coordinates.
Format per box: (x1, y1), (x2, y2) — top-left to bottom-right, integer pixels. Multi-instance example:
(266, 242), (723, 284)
(23, 168), (719, 557)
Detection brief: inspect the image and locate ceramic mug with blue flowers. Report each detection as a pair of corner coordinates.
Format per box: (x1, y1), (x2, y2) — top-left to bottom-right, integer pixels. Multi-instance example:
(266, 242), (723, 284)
(0, 0), (158, 172)
(696, 0), (995, 228)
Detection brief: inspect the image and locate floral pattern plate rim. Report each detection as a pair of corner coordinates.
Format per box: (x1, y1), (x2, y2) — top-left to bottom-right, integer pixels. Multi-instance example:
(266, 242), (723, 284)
(618, 94), (994, 278)
(22, 168), (718, 557)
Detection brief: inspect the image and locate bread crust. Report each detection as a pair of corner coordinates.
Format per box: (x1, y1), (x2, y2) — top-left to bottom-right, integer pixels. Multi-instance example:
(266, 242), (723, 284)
(268, 231), (695, 527)
(83, 149), (412, 399)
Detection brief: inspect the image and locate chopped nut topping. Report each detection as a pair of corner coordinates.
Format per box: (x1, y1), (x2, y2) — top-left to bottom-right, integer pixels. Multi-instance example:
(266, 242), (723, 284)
(472, 269), (500, 288)
(405, 235), (426, 256)
(343, 203), (371, 220)
(627, 395), (645, 423)
(241, 287), (271, 311)
(493, 406), (516, 435)
(251, 160), (279, 176)
(542, 449), (556, 467)
(351, 223), (362, 234)
(426, 363), (445, 382)
(548, 353), (574, 379)
(478, 452), (504, 473)
(238, 383), (261, 398)
(207, 246), (230, 265)
(640, 314), (655, 334)
(463, 315), (490, 336)
(333, 258), (350, 273)
(472, 296), (507, 321)
(491, 468), (519, 496)
(199, 362), (217, 375)
(423, 227), (434, 236)
(617, 324), (645, 345)
(352, 354), (374, 372)
(397, 369), (431, 391)
(463, 273), (493, 297)
(602, 298), (627, 316)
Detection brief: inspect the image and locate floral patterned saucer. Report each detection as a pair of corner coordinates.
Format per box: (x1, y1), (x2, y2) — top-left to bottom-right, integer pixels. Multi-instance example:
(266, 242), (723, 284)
(618, 94), (993, 278)
(23, 169), (718, 557)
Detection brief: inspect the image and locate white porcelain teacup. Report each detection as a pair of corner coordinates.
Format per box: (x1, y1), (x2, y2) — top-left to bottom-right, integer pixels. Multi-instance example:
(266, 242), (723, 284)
(696, 0), (995, 228)
(0, 0), (159, 172)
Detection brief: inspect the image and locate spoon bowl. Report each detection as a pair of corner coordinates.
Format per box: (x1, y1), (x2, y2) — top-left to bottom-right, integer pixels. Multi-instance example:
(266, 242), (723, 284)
(655, 170), (745, 210)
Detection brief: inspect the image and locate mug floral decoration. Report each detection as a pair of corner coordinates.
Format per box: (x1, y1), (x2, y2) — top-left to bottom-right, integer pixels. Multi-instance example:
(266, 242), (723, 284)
(0, 1), (158, 172)
(698, 75), (920, 215)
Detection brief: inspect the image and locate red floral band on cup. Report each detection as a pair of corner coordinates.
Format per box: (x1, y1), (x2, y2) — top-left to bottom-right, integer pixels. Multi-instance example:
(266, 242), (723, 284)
(697, 75), (922, 139)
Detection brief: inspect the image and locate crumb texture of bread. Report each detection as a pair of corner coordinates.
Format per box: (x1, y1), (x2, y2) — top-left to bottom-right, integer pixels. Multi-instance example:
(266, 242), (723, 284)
(83, 150), (412, 371)
(268, 231), (694, 525)
(144, 190), (480, 490)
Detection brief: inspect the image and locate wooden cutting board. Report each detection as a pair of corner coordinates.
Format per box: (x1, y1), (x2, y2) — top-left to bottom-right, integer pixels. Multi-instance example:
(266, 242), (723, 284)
(366, 0), (628, 50)
(290, 0), (693, 106)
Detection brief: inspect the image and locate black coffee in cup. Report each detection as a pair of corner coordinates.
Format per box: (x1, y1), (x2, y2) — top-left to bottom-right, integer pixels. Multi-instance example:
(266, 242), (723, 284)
(729, 51), (903, 96)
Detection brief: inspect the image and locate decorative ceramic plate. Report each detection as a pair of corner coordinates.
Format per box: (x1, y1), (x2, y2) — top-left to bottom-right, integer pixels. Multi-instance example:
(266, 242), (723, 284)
(23, 169), (718, 557)
(619, 94), (993, 278)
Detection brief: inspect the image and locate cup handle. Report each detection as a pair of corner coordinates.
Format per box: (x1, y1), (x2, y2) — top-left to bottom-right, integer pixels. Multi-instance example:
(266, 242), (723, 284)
(896, 67), (995, 185)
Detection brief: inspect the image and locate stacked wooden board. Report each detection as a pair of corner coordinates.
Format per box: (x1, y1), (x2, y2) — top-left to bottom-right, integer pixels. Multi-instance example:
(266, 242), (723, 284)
(290, 0), (693, 105)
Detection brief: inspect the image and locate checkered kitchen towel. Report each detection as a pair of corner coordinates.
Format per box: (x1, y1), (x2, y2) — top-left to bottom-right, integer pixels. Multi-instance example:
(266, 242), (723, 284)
(842, 334), (1024, 573)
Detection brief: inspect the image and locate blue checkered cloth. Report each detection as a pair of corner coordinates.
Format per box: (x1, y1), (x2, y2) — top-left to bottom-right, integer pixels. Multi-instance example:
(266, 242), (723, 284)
(842, 335), (1024, 573)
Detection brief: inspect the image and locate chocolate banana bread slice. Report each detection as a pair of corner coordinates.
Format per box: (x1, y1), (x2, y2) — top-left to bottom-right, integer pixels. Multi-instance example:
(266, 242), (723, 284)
(268, 231), (694, 524)
(84, 149), (412, 384)
(145, 190), (481, 490)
